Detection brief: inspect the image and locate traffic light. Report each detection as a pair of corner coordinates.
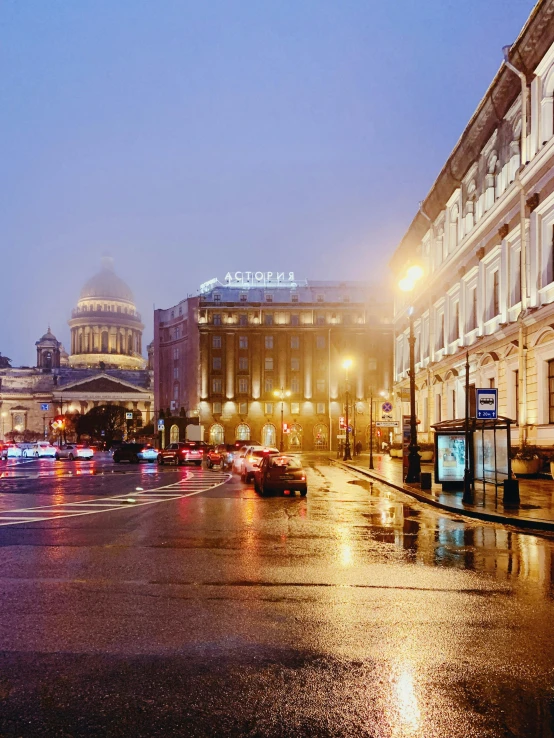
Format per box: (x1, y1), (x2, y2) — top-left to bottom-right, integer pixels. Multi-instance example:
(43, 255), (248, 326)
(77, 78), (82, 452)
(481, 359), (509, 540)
(339, 417), (346, 429)
(283, 423), (290, 433)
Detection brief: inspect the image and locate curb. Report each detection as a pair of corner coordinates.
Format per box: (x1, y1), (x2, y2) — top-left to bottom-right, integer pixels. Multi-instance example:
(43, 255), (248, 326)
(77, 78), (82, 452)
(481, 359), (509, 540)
(330, 458), (554, 533)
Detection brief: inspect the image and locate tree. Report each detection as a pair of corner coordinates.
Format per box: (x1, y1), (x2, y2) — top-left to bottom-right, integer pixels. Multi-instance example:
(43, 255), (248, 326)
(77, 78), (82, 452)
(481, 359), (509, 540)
(77, 405), (127, 446)
(0, 354), (12, 369)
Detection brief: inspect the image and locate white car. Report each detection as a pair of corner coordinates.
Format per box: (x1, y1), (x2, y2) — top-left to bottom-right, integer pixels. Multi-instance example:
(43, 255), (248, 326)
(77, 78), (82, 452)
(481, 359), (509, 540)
(55, 444), (94, 461)
(241, 447), (279, 482)
(232, 445), (254, 475)
(23, 442), (57, 458)
(1, 443), (22, 460)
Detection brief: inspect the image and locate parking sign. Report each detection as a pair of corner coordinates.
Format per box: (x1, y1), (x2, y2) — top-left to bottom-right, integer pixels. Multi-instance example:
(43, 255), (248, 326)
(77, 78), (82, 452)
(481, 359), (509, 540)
(476, 388), (498, 419)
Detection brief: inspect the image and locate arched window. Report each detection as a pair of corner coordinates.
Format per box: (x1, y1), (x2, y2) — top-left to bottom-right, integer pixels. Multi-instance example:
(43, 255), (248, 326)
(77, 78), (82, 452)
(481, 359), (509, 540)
(13, 414), (24, 432)
(313, 423), (328, 450)
(170, 424), (179, 443)
(261, 423), (276, 447)
(209, 424), (225, 445)
(236, 423), (250, 441)
(289, 423), (302, 450)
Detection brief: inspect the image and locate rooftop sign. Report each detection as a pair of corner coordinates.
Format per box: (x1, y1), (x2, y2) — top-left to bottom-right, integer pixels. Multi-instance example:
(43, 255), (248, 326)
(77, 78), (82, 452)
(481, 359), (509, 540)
(199, 272), (303, 293)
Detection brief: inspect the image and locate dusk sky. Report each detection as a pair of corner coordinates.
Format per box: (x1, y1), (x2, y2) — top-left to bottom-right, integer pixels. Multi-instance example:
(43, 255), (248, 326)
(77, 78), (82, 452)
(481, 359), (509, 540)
(1, 0), (535, 366)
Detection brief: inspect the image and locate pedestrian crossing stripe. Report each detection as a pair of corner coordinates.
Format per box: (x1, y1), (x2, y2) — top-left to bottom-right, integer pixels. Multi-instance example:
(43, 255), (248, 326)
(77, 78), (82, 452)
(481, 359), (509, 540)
(0, 470), (232, 527)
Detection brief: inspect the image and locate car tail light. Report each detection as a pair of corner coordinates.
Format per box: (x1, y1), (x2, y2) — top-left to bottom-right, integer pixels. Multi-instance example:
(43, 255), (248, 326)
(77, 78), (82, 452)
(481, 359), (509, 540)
(301, 475), (306, 481)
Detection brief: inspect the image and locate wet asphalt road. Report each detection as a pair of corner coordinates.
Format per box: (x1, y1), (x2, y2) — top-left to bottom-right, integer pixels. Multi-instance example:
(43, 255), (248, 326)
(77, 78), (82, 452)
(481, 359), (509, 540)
(0, 454), (554, 737)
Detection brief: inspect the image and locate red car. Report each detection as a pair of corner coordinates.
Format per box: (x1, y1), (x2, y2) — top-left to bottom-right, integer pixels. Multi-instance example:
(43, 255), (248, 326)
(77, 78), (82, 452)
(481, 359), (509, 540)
(253, 454), (307, 496)
(157, 442), (203, 466)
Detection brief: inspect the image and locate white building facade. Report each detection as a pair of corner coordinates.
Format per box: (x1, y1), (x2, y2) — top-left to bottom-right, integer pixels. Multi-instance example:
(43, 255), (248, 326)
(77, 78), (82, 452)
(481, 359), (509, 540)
(391, 0), (554, 449)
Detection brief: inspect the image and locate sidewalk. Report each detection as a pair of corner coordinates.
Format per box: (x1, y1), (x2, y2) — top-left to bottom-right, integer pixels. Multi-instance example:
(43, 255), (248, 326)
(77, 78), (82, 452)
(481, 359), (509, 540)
(332, 452), (554, 532)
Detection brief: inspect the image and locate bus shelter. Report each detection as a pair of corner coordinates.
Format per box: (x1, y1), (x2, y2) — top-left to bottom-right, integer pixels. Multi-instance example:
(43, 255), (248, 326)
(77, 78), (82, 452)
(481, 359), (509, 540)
(431, 416), (515, 503)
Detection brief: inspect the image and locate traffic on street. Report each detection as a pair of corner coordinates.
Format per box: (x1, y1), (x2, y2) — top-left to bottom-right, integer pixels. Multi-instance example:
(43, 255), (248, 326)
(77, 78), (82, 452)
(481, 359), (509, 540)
(0, 452), (553, 736)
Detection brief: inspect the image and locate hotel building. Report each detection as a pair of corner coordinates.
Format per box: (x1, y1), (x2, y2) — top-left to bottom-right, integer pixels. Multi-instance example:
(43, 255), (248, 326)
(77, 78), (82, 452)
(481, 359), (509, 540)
(391, 0), (554, 448)
(153, 275), (392, 450)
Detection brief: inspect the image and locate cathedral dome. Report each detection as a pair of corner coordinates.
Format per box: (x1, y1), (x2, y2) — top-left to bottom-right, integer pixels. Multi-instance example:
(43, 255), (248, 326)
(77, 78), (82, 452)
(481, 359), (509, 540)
(79, 256), (135, 304)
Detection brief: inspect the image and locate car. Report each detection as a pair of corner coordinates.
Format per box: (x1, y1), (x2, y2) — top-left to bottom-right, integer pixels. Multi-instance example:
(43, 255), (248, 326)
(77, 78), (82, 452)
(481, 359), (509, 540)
(23, 442), (57, 458)
(113, 443), (147, 464)
(0, 443), (22, 460)
(241, 447), (279, 482)
(55, 444), (94, 461)
(206, 444), (229, 469)
(232, 445), (264, 475)
(137, 444), (158, 462)
(157, 442), (203, 466)
(253, 454), (307, 497)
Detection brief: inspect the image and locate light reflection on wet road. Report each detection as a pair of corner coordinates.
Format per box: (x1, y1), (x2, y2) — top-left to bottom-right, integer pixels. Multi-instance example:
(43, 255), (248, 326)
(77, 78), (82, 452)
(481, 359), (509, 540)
(0, 454), (553, 736)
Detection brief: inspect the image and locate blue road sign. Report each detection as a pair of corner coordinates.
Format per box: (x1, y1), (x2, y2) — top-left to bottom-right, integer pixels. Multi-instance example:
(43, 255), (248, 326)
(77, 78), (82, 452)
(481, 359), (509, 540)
(476, 388), (498, 419)
(382, 401), (393, 414)
(40, 403), (49, 412)
(157, 419), (165, 430)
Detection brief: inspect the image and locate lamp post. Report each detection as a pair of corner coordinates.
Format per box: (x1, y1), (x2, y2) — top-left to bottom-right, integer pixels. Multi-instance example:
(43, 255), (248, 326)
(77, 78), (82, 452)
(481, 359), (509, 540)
(369, 390), (387, 471)
(343, 359), (352, 461)
(399, 266), (424, 484)
(274, 387), (290, 452)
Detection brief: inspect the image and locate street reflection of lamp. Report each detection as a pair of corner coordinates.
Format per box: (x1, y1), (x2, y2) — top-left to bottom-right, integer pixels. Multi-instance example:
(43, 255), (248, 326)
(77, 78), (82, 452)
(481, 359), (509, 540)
(399, 265), (424, 483)
(274, 387), (291, 452)
(343, 359), (353, 461)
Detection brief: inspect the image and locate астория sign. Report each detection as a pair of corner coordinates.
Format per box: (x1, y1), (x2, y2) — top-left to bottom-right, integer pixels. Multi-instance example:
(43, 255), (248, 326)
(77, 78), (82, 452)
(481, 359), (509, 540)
(224, 271), (295, 285)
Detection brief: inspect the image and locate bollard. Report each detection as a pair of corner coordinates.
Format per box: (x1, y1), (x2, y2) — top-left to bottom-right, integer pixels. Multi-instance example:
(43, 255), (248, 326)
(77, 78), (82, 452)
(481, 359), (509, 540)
(503, 479), (520, 507)
(420, 472), (432, 490)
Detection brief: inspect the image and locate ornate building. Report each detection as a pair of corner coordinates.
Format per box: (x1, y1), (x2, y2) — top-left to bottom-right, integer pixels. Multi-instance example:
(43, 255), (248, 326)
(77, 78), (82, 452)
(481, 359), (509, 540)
(0, 258), (153, 440)
(391, 0), (554, 448)
(68, 256), (145, 369)
(154, 276), (393, 450)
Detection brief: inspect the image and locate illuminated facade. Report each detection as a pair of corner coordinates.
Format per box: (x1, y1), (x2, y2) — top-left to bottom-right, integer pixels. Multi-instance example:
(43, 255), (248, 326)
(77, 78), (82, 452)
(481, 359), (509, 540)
(68, 256), (145, 370)
(391, 0), (554, 447)
(154, 278), (393, 450)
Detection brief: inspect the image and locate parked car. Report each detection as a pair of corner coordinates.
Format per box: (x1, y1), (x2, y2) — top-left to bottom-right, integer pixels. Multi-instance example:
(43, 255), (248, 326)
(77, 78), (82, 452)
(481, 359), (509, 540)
(253, 454), (307, 496)
(241, 447), (279, 482)
(113, 443), (147, 464)
(157, 442), (203, 466)
(0, 443), (22, 460)
(23, 442), (57, 458)
(55, 444), (94, 461)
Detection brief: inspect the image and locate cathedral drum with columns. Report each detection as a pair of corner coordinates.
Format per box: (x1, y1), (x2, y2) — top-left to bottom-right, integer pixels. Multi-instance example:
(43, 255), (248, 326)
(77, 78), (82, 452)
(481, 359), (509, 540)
(68, 256), (145, 370)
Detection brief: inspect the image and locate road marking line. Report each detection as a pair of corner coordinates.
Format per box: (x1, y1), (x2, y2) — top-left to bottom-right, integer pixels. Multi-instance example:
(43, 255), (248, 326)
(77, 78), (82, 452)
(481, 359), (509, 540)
(0, 471), (232, 527)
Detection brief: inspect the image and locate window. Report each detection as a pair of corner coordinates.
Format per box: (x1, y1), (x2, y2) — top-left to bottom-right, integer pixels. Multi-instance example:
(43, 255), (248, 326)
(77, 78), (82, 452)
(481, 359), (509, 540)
(173, 367), (179, 379)
(239, 314), (248, 326)
(264, 402), (273, 415)
(265, 294), (273, 303)
(317, 294), (324, 302)
(213, 402), (222, 414)
(214, 293), (221, 303)
(291, 293), (299, 303)
(492, 271), (500, 318)
(213, 336), (222, 348)
(173, 347), (180, 360)
(212, 378), (222, 394)
(239, 336), (248, 349)
(436, 314), (444, 350)
(236, 423), (250, 441)
(546, 225), (554, 286)
(435, 393), (442, 423)
(316, 379), (325, 393)
(265, 377), (274, 392)
(291, 314), (299, 325)
(291, 377), (300, 393)
(549, 361), (554, 424)
(316, 402), (326, 414)
(511, 249), (521, 306)
(451, 389), (456, 418)
(265, 336), (274, 349)
(265, 357), (274, 371)
(290, 336), (299, 349)
(179, 306), (182, 315)
(213, 313), (222, 326)
(173, 382), (179, 399)
(238, 377), (249, 394)
(240, 293), (248, 302)
(239, 402), (248, 415)
(264, 314), (274, 326)
(212, 357), (221, 370)
(468, 288), (477, 332)
(316, 315), (326, 325)
(239, 357), (248, 371)
(210, 423), (224, 444)
(291, 357), (300, 371)
(291, 402), (300, 415)
(316, 335), (326, 350)
(451, 301), (460, 341)
(514, 370), (519, 425)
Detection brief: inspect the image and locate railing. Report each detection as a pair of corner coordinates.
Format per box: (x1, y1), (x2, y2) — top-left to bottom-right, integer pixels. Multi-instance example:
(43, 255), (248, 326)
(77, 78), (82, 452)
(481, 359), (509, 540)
(71, 308), (142, 320)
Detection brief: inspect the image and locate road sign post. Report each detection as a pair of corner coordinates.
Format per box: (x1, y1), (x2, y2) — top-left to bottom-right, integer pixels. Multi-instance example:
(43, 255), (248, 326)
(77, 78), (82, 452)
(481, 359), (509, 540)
(476, 388), (498, 419)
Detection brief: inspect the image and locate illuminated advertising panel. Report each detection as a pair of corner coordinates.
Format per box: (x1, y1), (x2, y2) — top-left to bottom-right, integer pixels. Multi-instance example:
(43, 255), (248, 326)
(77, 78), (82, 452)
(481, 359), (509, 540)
(435, 433), (466, 483)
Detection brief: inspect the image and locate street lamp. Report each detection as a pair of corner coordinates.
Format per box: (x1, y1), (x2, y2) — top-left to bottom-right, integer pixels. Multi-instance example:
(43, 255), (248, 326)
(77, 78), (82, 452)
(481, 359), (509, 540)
(274, 387), (291, 451)
(343, 359), (353, 461)
(369, 390), (387, 470)
(399, 265), (424, 483)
